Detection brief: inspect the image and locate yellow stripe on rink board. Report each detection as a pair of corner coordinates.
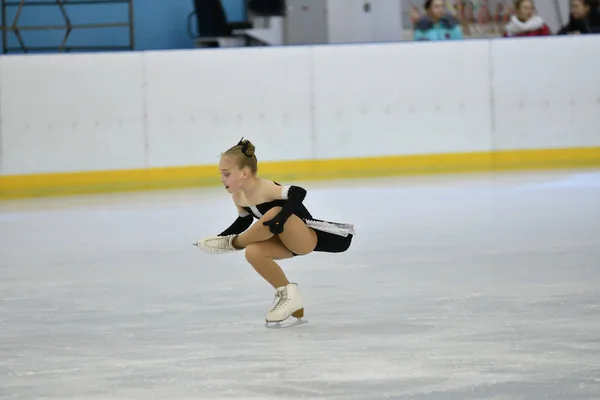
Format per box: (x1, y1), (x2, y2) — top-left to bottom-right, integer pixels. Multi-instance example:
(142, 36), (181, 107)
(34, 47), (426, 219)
(1, 147), (600, 200)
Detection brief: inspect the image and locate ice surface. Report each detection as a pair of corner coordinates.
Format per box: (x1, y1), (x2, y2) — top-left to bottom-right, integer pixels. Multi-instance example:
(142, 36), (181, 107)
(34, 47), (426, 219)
(1, 170), (600, 400)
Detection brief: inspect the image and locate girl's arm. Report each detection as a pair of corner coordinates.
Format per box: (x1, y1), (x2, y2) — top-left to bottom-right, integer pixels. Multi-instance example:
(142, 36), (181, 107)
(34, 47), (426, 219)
(262, 183), (307, 234)
(218, 202), (253, 236)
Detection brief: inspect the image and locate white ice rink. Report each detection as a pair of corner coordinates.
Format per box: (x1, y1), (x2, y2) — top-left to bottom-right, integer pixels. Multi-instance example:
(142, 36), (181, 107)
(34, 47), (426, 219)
(1, 169), (600, 400)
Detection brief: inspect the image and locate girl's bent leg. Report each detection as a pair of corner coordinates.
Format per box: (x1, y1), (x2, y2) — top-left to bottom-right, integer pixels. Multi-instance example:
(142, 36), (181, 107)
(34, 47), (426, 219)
(277, 220), (317, 256)
(245, 236), (294, 289)
(232, 207), (317, 255)
(232, 208), (281, 249)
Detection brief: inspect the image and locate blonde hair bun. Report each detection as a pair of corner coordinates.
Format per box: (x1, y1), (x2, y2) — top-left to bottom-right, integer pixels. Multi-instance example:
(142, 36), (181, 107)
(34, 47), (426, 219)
(222, 137), (258, 174)
(240, 139), (255, 157)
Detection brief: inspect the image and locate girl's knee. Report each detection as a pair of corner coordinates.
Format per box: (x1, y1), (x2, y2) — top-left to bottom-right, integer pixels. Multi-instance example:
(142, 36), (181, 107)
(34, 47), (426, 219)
(245, 243), (266, 263)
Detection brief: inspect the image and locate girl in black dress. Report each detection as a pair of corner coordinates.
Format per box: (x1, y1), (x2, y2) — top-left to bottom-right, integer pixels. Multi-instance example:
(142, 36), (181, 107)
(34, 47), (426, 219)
(195, 138), (355, 326)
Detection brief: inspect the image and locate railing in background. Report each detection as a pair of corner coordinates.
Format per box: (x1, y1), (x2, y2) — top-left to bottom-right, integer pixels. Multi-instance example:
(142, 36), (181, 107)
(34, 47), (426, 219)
(0, 0), (134, 53)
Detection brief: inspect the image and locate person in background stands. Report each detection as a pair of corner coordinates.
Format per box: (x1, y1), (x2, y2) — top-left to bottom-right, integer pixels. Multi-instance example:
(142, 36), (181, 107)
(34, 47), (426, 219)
(413, 0), (464, 41)
(503, 0), (551, 37)
(558, 0), (600, 35)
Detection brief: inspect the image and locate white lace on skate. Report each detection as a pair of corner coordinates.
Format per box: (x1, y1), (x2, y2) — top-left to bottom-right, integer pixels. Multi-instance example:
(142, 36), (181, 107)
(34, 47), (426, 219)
(194, 234), (237, 254)
(269, 288), (289, 315)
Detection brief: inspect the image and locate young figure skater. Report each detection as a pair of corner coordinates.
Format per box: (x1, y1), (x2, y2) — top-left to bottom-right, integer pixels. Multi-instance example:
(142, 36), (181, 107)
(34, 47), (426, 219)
(194, 138), (355, 326)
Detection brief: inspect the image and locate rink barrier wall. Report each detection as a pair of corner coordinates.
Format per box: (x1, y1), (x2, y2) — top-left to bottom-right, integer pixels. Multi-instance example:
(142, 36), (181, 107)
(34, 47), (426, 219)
(1, 36), (600, 199)
(2, 147), (600, 199)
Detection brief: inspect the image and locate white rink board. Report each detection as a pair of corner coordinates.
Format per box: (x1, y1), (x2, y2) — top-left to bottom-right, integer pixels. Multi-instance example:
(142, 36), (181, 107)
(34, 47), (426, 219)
(0, 56), (3, 177)
(0, 53), (146, 175)
(491, 36), (600, 151)
(312, 41), (492, 159)
(1, 36), (600, 176)
(144, 47), (313, 168)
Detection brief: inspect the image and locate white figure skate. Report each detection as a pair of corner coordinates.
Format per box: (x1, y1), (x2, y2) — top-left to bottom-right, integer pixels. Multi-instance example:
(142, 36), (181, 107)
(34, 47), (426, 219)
(265, 283), (307, 329)
(193, 234), (238, 254)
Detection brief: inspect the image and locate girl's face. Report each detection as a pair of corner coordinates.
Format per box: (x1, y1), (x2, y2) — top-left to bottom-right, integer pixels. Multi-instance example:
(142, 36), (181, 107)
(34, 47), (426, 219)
(429, 0), (446, 19)
(517, 0), (535, 20)
(219, 156), (248, 193)
(571, 0), (589, 19)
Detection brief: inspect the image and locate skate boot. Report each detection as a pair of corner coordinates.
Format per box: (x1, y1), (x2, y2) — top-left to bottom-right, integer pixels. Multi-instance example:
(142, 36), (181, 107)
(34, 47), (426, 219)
(194, 234), (238, 254)
(265, 283), (307, 329)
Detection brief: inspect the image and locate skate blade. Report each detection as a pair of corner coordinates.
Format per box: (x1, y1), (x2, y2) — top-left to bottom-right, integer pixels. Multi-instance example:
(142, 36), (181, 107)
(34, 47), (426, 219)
(265, 318), (308, 329)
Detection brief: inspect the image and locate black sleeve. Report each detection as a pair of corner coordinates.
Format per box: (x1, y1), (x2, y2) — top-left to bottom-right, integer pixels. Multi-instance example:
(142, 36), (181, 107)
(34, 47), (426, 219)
(218, 214), (253, 236)
(270, 185), (307, 224)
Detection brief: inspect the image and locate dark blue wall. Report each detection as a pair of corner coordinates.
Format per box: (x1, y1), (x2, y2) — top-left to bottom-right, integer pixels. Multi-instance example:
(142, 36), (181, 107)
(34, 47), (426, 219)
(0, 0), (245, 52)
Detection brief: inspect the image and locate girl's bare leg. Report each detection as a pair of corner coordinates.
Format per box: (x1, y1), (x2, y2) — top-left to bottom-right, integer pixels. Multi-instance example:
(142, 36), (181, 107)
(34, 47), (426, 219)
(244, 236), (294, 288)
(245, 236), (305, 321)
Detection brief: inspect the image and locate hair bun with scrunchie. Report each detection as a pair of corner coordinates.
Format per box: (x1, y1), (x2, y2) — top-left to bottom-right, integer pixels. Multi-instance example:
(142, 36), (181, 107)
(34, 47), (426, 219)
(237, 137), (255, 157)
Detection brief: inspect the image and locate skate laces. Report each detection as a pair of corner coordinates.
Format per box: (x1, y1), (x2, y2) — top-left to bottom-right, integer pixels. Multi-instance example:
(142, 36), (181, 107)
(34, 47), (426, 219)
(209, 236), (232, 250)
(271, 289), (289, 311)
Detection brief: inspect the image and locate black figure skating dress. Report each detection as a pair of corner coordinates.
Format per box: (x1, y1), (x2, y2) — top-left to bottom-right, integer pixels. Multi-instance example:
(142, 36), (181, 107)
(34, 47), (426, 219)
(219, 182), (355, 254)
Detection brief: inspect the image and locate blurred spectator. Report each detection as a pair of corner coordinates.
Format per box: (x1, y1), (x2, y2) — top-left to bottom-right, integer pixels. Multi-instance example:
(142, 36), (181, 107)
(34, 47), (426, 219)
(558, 0), (600, 34)
(503, 0), (551, 37)
(413, 0), (464, 40)
(592, 0), (600, 27)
